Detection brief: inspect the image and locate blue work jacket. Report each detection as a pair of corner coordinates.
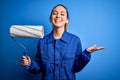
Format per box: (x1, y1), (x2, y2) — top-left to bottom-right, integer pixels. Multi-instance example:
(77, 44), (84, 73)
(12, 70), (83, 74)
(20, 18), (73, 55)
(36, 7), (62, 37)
(27, 31), (91, 80)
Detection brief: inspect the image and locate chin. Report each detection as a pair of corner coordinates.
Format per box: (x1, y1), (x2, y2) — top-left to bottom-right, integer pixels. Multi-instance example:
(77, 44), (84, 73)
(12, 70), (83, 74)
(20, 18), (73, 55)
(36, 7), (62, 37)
(54, 24), (63, 28)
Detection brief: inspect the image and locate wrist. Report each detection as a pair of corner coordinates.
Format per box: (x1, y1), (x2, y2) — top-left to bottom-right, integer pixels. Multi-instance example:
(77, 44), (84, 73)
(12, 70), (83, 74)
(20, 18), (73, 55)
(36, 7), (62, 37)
(87, 48), (92, 53)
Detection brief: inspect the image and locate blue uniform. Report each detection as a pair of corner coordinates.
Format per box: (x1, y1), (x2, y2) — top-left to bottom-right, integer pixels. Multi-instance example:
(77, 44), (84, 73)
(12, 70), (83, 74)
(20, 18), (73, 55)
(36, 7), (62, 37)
(27, 31), (91, 80)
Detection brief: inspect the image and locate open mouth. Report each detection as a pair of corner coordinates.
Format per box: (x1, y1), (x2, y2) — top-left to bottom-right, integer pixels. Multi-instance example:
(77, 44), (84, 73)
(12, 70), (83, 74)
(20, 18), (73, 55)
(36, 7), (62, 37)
(55, 18), (62, 23)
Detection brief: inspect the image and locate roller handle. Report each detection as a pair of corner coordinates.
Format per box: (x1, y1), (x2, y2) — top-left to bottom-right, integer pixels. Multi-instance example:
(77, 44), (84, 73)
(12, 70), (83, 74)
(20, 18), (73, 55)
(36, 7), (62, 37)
(23, 50), (29, 69)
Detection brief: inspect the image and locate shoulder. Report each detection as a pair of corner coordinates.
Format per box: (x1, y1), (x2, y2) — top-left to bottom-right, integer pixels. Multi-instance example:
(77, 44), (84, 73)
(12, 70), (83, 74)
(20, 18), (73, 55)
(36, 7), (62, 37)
(42, 33), (50, 39)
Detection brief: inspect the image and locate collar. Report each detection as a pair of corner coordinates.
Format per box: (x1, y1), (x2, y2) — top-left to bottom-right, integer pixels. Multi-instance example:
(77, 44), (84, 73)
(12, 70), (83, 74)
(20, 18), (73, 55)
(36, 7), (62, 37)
(47, 30), (70, 43)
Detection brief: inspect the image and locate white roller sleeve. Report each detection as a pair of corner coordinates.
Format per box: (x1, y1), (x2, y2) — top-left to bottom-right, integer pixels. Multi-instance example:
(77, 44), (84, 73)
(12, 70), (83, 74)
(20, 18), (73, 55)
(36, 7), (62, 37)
(10, 25), (44, 38)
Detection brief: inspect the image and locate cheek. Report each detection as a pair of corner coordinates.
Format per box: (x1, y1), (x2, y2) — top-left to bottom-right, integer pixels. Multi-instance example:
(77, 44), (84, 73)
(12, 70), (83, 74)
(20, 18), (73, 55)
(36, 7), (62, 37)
(51, 16), (55, 22)
(50, 16), (54, 22)
(63, 18), (68, 22)
(51, 15), (56, 19)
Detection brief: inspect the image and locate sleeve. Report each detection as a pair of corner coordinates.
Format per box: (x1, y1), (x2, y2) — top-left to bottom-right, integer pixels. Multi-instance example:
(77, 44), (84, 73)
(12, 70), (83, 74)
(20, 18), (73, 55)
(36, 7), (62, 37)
(73, 38), (91, 73)
(27, 40), (42, 74)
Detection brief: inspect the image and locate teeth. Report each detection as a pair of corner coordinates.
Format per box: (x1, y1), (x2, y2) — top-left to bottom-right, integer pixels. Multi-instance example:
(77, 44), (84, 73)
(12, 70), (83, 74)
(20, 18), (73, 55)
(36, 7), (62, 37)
(55, 19), (61, 22)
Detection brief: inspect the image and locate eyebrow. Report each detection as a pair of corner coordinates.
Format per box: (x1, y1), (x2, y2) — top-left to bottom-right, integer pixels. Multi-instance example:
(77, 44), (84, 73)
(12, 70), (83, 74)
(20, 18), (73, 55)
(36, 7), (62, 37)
(53, 10), (66, 13)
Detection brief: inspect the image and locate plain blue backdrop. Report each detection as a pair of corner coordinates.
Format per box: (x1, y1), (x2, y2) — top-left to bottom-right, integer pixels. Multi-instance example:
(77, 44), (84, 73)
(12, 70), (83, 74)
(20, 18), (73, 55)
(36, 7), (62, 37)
(0, 0), (120, 80)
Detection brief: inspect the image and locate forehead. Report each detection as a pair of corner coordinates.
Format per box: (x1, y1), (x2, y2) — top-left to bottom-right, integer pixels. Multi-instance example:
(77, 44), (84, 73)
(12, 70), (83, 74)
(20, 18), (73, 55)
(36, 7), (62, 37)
(53, 6), (67, 13)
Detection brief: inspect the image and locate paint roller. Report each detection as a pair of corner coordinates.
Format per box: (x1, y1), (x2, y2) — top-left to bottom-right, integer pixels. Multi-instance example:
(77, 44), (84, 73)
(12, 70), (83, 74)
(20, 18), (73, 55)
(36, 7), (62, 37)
(10, 25), (44, 69)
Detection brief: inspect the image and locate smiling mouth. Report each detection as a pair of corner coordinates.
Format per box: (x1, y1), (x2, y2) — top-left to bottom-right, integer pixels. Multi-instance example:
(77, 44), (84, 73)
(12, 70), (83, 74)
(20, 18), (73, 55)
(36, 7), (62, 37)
(55, 19), (62, 23)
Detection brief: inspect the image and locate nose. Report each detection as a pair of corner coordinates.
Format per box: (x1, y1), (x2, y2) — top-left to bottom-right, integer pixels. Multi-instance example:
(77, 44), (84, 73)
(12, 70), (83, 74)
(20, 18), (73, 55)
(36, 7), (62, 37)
(56, 13), (61, 18)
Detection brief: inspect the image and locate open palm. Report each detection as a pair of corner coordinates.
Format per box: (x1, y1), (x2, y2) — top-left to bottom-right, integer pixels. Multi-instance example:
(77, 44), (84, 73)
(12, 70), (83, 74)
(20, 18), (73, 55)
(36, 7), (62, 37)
(87, 44), (104, 53)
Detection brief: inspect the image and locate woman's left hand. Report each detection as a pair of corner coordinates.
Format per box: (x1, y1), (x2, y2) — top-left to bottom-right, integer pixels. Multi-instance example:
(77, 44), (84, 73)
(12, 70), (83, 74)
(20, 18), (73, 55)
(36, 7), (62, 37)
(87, 44), (104, 53)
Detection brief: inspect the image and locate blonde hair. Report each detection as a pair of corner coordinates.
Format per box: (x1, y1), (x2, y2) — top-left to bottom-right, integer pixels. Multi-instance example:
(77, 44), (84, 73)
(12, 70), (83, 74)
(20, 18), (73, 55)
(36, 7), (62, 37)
(65, 23), (68, 31)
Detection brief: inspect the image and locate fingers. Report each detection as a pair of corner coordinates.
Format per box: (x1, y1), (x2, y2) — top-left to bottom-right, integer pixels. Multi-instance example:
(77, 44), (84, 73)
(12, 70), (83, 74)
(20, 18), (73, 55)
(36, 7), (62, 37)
(96, 46), (104, 50)
(92, 44), (104, 49)
(21, 56), (31, 66)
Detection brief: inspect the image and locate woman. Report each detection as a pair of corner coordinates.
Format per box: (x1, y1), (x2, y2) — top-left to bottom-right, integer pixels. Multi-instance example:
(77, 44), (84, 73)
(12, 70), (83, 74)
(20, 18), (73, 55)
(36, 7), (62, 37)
(22, 4), (104, 80)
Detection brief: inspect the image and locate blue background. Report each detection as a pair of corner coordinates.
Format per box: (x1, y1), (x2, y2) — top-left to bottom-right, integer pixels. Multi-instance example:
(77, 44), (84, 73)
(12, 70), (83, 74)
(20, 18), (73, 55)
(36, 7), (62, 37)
(0, 0), (120, 80)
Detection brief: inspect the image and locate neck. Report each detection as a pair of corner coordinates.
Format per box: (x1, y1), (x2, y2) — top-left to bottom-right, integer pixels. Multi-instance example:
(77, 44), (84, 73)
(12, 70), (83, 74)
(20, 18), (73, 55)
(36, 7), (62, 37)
(53, 27), (64, 39)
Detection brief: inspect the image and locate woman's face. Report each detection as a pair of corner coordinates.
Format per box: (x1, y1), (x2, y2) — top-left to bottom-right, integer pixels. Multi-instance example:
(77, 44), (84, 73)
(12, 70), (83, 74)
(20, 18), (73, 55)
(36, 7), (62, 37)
(51, 6), (68, 29)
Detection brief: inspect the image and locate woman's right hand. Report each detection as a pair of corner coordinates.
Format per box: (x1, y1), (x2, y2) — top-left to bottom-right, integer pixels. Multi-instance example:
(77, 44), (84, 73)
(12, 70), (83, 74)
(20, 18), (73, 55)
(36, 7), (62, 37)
(21, 56), (31, 66)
